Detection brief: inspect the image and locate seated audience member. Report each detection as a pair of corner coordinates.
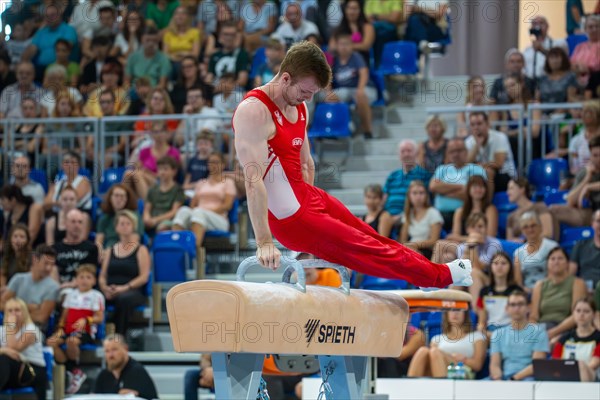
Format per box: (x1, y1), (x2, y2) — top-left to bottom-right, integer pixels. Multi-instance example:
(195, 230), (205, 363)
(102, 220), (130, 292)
(96, 184), (144, 250)
(466, 111), (517, 193)
(205, 21), (250, 89)
(79, 2), (118, 62)
(0, 245), (59, 329)
(45, 186), (78, 246)
(326, 0), (374, 65)
(568, 101), (600, 177)
(506, 177), (553, 242)
(0, 51), (16, 93)
(383, 140), (431, 221)
(586, 70), (600, 99)
(569, 209), (600, 290)
(3, 23), (30, 73)
(39, 65), (83, 117)
(407, 310), (486, 378)
(477, 252), (523, 333)
(99, 211), (151, 337)
(176, 86), (221, 153)
(183, 130), (215, 190)
(490, 290), (549, 381)
(0, 62), (43, 119)
(125, 121), (181, 200)
(169, 56), (211, 113)
(0, 224), (31, 292)
(44, 151), (92, 213)
(530, 247), (587, 340)
(94, 333), (158, 399)
(142, 157), (186, 234)
(429, 138), (487, 231)
(213, 72), (242, 113)
(361, 183), (393, 238)
(48, 39), (80, 88)
(9, 156), (45, 205)
(489, 49), (536, 105)
(239, 0), (278, 54)
(125, 27), (172, 90)
(127, 77), (152, 116)
(552, 298), (600, 381)
(146, 0), (179, 33)
(523, 15), (568, 81)
(0, 298), (47, 400)
(162, 6), (201, 77)
(514, 211), (559, 293)
(254, 37), (286, 87)
(570, 15), (600, 74)
(417, 115), (448, 177)
(364, 0), (402, 68)
(199, 2), (239, 65)
(403, 0), (449, 50)
(83, 61), (130, 118)
(132, 87), (180, 135)
(551, 135), (600, 229)
(0, 185), (44, 246)
(378, 322), (426, 378)
(536, 47), (579, 108)
(400, 180), (444, 259)
(328, 30), (376, 139)
(456, 76), (490, 138)
(48, 264), (105, 394)
(13, 99), (46, 166)
(51, 209), (98, 289)
(273, 2), (319, 48)
(173, 152), (236, 247)
(183, 354), (214, 400)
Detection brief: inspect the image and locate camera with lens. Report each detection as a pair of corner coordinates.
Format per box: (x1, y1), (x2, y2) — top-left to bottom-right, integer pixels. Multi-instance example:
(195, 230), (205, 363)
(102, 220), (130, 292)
(529, 26), (542, 38)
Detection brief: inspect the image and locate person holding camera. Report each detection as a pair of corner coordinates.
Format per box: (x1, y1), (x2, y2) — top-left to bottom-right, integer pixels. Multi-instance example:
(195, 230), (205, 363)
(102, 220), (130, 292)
(523, 15), (568, 81)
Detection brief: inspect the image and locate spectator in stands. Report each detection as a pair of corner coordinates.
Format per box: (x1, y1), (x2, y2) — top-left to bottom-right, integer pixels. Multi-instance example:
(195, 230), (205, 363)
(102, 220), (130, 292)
(0, 244), (59, 329)
(83, 62), (130, 118)
(44, 151), (92, 213)
(146, 0), (180, 34)
(127, 76), (152, 116)
(0, 61), (43, 119)
(125, 26), (172, 89)
(239, 0), (278, 54)
(79, 36), (115, 97)
(48, 39), (80, 88)
(183, 130), (216, 190)
(523, 15), (568, 81)
(205, 21), (250, 89)
(183, 354), (213, 400)
(254, 37), (286, 87)
(133, 87), (179, 137)
(196, 0), (239, 40)
(566, 0), (585, 35)
(361, 183), (393, 238)
(13, 99), (46, 168)
(3, 23), (31, 72)
(506, 177), (553, 242)
(489, 49), (536, 105)
(552, 135), (600, 230)
(552, 298), (600, 381)
(176, 85), (222, 152)
(51, 209), (97, 289)
(0, 185), (44, 247)
(536, 48), (579, 118)
(0, 51), (16, 94)
(586, 69), (600, 99)
(163, 6), (201, 78)
(40, 65), (83, 116)
(530, 247), (587, 340)
(466, 111), (517, 193)
(111, 9), (145, 65)
(69, 0), (103, 39)
(477, 252), (523, 333)
(97, 184), (143, 250)
(328, 0), (374, 64)
(94, 333), (158, 399)
(571, 15), (600, 73)
(408, 310), (486, 378)
(142, 156), (186, 234)
(457, 76), (491, 138)
(45, 186), (78, 246)
(364, 0), (402, 68)
(568, 101), (600, 176)
(173, 152), (236, 247)
(9, 155), (45, 205)
(0, 224), (31, 292)
(273, 2), (319, 49)
(213, 72), (242, 113)
(429, 137), (487, 231)
(417, 115), (448, 177)
(403, 0), (450, 53)
(490, 290), (549, 381)
(99, 211), (151, 337)
(0, 297), (47, 400)
(383, 139), (430, 220)
(400, 180), (444, 259)
(80, 1), (118, 62)
(170, 56), (212, 113)
(570, 209), (600, 290)
(514, 211), (559, 292)
(378, 322), (426, 378)
(48, 264), (105, 394)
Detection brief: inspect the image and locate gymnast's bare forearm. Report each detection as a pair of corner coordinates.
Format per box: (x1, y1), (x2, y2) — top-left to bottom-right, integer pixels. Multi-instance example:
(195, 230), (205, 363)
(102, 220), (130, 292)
(245, 179), (274, 247)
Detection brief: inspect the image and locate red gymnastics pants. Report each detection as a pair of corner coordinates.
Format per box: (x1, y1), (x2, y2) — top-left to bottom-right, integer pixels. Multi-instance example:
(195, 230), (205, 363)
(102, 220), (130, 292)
(269, 186), (453, 288)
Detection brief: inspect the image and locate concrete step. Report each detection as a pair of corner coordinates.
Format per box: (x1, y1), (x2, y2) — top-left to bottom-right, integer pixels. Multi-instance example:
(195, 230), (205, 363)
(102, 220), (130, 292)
(329, 188), (365, 206)
(345, 155), (399, 172)
(340, 171), (389, 189)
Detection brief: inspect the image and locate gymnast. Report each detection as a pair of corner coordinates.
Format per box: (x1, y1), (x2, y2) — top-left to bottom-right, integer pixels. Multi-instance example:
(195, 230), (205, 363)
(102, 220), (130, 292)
(232, 41), (472, 289)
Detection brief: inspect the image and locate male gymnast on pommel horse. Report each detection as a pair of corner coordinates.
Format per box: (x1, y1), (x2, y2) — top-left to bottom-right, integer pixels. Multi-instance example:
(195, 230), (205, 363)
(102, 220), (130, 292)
(232, 41), (472, 290)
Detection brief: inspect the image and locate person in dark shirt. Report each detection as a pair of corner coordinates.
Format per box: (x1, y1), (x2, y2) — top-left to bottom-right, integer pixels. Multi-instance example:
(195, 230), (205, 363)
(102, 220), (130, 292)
(0, 51), (16, 94)
(94, 333), (158, 399)
(183, 130), (215, 190)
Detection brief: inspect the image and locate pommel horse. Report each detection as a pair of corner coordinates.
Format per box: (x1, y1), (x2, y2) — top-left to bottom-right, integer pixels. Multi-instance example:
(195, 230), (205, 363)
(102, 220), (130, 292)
(166, 256), (471, 399)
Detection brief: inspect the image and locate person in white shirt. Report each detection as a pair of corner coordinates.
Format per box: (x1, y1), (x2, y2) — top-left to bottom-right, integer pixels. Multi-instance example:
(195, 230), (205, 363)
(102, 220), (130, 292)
(9, 156), (45, 204)
(272, 2), (320, 49)
(523, 15), (569, 81)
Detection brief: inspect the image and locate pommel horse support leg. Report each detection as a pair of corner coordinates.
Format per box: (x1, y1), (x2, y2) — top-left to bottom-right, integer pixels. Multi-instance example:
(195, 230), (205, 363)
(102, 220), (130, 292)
(166, 257), (471, 400)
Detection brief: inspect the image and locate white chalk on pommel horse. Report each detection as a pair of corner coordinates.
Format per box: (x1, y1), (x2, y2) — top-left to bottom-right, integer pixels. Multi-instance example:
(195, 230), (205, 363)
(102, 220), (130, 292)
(166, 256), (471, 400)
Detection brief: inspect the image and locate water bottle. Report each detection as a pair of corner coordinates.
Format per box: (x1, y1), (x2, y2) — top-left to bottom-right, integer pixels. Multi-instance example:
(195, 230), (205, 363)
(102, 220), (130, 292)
(447, 362), (456, 379)
(455, 362), (466, 380)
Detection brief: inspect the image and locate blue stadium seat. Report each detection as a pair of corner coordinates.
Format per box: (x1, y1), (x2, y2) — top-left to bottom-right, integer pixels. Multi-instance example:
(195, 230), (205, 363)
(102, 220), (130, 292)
(493, 192), (517, 239)
(308, 103), (353, 163)
(205, 198), (239, 239)
(152, 231), (197, 283)
(359, 275), (409, 290)
(561, 227), (593, 255)
(377, 41), (418, 76)
(99, 167), (126, 194)
(543, 190), (568, 206)
(55, 167), (92, 182)
(29, 168), (48, 193)
(497, 239), (521, 259)
(527, 158), (568, 194)
(566, 34), (588, 56)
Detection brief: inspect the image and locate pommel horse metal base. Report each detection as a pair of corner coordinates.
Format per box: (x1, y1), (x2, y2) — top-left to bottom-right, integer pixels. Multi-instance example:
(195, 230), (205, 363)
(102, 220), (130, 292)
(166, 256), (471, 400)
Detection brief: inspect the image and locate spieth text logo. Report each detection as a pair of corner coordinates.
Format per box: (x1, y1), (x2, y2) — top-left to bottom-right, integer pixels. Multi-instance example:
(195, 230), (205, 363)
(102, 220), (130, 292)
(304, 319), (356, 347)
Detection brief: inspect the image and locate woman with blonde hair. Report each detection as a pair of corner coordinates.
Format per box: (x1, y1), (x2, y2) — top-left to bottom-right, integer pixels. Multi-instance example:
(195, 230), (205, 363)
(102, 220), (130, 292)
(163, 6), (201, 76)
(457, 76), (489, 137)
(0, 297), (47, 399)
(417, 115), (448, 176)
